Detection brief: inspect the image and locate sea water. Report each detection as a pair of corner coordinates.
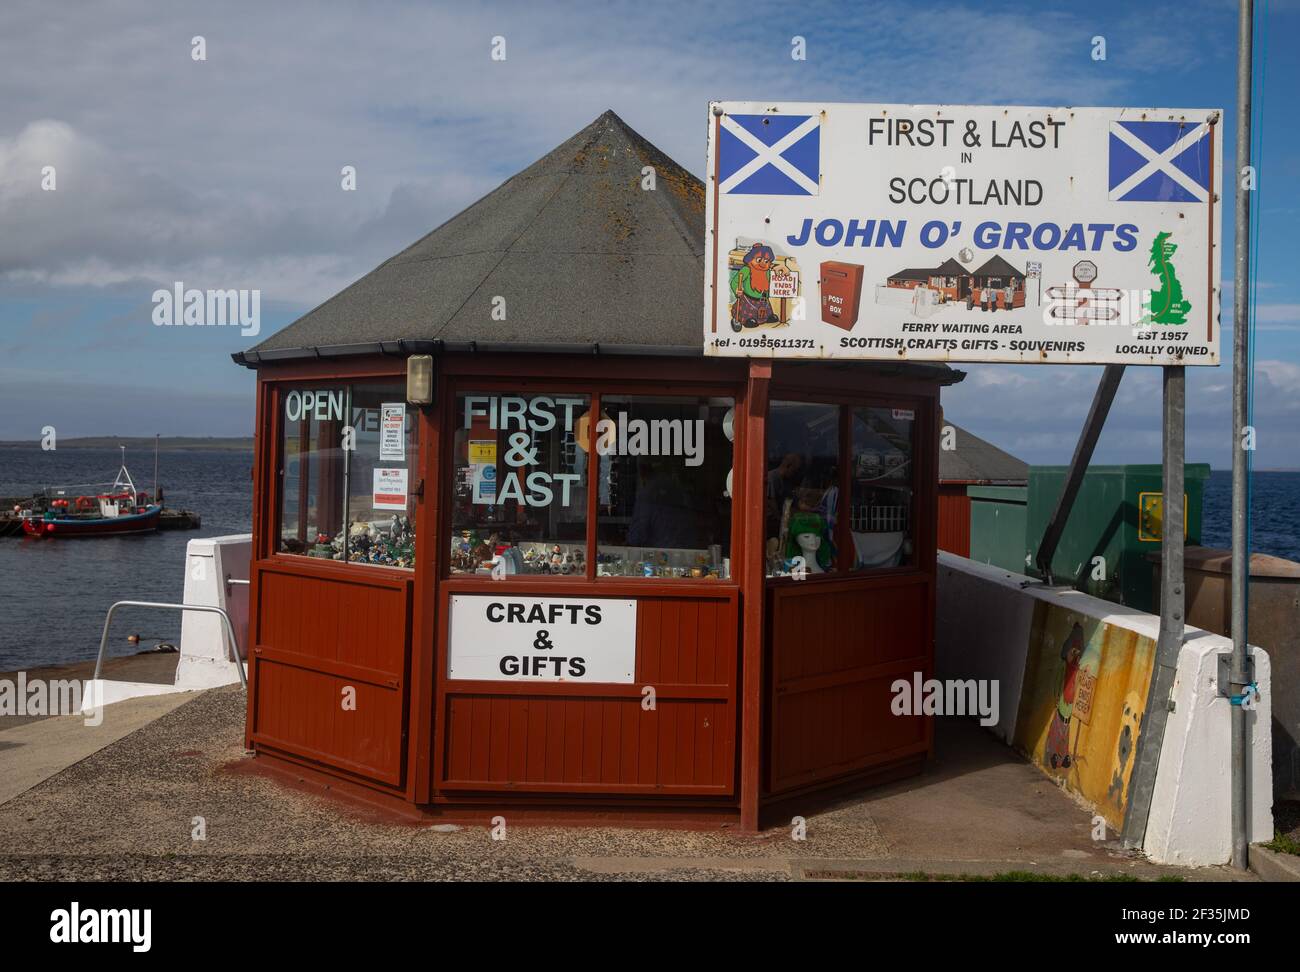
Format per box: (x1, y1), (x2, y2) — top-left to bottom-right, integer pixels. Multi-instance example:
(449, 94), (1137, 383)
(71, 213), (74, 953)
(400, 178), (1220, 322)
(0, 447), (252, 671)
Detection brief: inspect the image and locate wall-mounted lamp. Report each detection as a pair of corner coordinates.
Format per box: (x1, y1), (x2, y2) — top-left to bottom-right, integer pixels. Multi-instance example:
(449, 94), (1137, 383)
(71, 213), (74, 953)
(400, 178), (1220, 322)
(406, 354), (435, 405)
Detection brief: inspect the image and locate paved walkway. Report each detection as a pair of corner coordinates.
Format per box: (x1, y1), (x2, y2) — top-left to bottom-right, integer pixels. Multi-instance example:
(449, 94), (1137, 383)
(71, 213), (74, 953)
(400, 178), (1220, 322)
(0, 686), (1248, 881)
(0, 693), (193, 806)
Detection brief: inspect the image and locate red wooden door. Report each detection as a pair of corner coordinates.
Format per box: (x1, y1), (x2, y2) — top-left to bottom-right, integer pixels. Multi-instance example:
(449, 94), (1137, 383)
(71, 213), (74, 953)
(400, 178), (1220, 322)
(765, 574), (931, 794)
(249, 559), (413, 787)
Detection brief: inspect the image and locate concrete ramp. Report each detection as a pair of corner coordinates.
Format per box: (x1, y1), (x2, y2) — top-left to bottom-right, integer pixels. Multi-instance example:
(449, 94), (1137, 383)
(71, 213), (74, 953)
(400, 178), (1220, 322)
(935, 552), (1272, 866)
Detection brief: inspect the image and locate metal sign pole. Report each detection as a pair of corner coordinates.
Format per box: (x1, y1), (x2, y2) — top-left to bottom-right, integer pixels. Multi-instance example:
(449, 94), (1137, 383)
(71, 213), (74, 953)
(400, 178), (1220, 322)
(1229, 0), (1256, 871)
(1122, 366), (1185, 850)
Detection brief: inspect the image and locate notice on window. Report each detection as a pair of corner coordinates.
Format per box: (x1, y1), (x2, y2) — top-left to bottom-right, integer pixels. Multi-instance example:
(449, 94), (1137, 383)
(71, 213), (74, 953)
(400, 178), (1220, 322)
(372, 467), (408, 511)
(380, 403), (406, 461)
(448, 595), (637, 682)
(471, 464), (497, 504)
(468, 439), (496, 464)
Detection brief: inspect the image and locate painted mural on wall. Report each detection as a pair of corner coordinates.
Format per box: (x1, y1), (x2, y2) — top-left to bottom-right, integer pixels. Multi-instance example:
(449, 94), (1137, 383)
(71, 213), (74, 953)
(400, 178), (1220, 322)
(1013, 602), (1155, 831)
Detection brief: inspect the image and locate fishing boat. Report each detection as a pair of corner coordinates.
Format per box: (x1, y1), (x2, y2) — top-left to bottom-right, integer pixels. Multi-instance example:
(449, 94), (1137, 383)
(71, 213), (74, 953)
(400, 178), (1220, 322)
(21, 448), (162, 539)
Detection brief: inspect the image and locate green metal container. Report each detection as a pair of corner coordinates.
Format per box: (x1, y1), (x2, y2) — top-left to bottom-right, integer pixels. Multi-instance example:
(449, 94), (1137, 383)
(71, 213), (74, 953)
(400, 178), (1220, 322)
(968, 485), (1029, 573)
(1024, 464), (1210, 611)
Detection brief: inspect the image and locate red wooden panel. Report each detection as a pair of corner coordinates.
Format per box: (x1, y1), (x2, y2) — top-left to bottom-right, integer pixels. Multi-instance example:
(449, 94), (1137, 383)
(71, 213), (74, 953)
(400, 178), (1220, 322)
(440, 696), (732, 793)
(767, 576), (931, 794)
(437, 594), (738, 796)
(937, 487), (971, 557)
(253, 659), (406, 786)
(251, 562), (412, 787)
(633, 596), (737, 688)
(256, 566), (408, 677)
(770, 675), (926, 792)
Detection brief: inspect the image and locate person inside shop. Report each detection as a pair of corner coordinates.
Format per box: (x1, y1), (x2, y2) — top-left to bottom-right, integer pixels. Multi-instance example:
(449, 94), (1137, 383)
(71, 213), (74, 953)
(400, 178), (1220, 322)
(626, 459), (706, 550)
(766, 451), (804, 537)
(767, 452), (804, 504)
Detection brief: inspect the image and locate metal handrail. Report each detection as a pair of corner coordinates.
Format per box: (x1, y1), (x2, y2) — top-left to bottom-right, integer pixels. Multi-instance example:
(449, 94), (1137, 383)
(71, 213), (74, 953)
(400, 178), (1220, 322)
(95, 600), (248, 688)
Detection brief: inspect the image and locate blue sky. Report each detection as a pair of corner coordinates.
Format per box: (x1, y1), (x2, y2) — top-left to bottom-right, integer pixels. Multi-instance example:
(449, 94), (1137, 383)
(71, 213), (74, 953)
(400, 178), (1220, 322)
(1, 0), (1296, 467)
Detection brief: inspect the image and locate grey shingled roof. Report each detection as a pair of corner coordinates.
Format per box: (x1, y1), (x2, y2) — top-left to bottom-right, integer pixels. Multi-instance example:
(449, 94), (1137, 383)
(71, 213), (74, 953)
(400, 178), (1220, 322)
(235, 109), (960, 386)
(240, 111), (704, 361)
(938, 422), (1029, 484)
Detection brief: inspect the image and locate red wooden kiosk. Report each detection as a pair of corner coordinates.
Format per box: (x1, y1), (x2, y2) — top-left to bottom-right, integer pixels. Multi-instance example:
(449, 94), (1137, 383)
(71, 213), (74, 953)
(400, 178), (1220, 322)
(233, 111), (964, 829)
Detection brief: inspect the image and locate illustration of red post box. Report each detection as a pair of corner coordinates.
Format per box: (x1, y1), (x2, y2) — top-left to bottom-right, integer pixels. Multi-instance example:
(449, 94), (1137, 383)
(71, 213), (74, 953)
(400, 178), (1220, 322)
(820, 261), (864, 330)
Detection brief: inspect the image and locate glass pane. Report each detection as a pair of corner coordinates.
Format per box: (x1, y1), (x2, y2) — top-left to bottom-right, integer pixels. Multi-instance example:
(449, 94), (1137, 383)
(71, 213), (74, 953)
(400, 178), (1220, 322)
(279, 386), (347, 558)
(765, 401), (840, 576)
(343, 383), (418, 568)
(449, 393), (589, 576)
(849, 406), (915, 570)
(595, 396), (734, 579)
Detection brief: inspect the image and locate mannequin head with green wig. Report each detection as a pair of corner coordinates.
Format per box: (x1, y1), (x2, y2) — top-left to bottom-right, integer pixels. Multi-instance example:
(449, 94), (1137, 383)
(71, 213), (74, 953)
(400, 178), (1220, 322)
(784, 510), (832, 571)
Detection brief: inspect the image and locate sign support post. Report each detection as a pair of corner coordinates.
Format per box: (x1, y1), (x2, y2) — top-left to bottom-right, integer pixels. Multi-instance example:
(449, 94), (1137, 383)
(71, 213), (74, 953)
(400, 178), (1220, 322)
(1123, 366), (1186, 849)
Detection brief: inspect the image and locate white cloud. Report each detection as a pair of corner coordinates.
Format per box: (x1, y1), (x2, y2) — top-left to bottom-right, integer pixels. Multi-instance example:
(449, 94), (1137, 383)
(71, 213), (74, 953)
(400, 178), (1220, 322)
(0, 0), (1138, 308)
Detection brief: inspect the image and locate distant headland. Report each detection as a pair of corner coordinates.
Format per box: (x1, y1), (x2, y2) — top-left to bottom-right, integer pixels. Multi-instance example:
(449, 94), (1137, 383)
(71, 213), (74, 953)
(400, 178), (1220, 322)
(0, 436), (254, 451)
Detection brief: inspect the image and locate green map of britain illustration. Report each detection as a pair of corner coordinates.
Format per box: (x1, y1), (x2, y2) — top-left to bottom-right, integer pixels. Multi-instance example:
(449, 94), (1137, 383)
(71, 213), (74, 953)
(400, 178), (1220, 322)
(1138, 231), (1193, 325)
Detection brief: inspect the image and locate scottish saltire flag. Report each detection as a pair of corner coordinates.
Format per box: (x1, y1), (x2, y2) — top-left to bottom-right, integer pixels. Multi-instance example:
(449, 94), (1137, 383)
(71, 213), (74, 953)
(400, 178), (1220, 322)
(718, 114), (820, 195)
(1108, 120), (1212, 203)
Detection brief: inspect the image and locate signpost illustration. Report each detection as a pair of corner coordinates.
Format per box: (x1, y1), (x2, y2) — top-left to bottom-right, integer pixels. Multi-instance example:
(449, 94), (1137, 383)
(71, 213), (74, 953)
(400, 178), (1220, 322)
(705, 103), (1222, 366)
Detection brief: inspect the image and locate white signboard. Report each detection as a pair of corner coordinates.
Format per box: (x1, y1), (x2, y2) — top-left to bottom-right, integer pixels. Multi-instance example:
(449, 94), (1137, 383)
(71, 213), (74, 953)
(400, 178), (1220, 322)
(705, 102), (1222, 365)
(448, 595), (637, 683)
(372, 467), (408, 511)
(379, 403), (406, 460)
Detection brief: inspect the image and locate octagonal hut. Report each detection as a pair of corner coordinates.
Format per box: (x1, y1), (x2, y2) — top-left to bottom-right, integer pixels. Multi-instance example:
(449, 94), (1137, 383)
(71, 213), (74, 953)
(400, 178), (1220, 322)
(235, 110), (963, 829)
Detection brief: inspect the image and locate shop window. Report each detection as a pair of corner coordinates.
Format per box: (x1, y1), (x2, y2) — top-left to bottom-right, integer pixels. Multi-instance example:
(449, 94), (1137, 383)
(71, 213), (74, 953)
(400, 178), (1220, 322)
(449, 393), (589, 576)
(594, 396), (733, 579)
(343, 384), (418, 567)
(849, 406), (915, 570)
(765, 401), (840, 576)
(278, 383), (417, 568)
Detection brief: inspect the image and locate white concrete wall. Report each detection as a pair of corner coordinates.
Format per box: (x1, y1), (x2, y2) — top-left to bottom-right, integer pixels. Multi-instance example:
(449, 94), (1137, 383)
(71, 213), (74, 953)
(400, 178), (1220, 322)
(936, 551), (1273, 867)
(176, 534), (251, 690)
(935, 555), (1035, 744)
(1143, 638), (1273, 865)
